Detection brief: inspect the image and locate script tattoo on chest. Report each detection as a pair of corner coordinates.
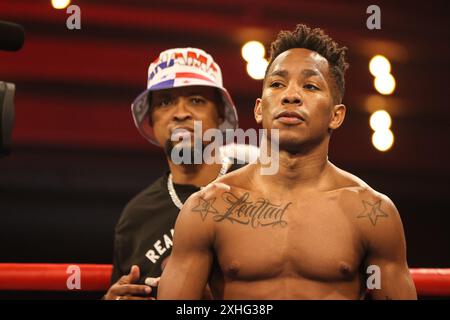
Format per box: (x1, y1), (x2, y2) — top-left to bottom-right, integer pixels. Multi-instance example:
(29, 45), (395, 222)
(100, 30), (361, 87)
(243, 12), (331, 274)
(191, 192), (290, 229)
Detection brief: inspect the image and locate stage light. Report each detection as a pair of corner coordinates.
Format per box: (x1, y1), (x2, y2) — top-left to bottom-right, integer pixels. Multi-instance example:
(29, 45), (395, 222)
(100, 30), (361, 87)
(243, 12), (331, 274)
(374, 73), (396, 95)
(51, 0), (71, 10)
(372, 129), (394, 152)
(370, 110), (392, 131)
(246, 58), (268, 80)
(369, 55), (391, 77)
(241, 41), (265, 62)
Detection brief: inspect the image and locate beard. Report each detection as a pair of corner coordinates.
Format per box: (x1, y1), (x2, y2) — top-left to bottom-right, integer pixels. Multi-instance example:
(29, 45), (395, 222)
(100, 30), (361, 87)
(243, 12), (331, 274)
(164, 138), (206, 164)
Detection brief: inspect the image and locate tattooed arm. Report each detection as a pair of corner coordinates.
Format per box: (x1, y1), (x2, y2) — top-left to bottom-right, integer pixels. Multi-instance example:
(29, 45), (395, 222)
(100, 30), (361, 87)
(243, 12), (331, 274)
(158, 189), (217, 300)
(360, 194), (417, 300)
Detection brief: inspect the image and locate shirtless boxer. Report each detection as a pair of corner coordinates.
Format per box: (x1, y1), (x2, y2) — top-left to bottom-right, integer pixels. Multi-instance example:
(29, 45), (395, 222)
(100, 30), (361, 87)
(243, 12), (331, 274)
(158, 24), (417, 300)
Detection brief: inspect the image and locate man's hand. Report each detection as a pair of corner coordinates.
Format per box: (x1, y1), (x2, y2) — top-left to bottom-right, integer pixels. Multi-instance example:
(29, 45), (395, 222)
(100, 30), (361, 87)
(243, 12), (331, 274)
(104, 265), (154, 300)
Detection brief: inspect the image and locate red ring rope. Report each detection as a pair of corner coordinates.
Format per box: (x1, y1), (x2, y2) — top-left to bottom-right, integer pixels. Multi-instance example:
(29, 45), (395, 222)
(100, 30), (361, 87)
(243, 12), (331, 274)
(0, 263), (112, 291)
(0, 263), (449, 296)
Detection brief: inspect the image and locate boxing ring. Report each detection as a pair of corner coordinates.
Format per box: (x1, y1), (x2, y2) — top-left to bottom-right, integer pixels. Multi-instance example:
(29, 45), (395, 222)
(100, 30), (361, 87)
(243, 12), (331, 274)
(0, 263), (449, 297)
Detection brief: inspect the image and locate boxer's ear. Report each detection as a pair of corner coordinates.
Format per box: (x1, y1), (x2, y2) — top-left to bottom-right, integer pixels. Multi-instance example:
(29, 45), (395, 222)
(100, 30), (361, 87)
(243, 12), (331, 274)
(254, 98), (263, 124)
(329, 104), (346, 130)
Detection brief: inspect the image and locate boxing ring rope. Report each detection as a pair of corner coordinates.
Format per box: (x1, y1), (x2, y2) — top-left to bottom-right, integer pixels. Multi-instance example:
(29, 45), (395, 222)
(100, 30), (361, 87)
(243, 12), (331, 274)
(0, 263), (449, 296)
(0, 263), (112, 292)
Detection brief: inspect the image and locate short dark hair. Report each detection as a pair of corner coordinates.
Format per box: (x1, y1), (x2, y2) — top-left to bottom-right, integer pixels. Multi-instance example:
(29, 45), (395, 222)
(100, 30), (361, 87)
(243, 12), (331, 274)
(266, 24), (349, 104)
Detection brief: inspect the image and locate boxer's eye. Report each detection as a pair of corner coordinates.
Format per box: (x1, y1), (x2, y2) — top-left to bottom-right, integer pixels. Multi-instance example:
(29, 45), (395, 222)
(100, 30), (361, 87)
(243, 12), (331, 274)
(269, 81), (283, 88)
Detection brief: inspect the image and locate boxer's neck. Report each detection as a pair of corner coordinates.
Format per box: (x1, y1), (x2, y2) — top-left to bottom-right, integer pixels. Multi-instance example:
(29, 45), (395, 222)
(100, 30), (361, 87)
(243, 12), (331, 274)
(278, 150), (329, 183)
(258, 138), (331, 190)
(168, 161), (223, 188)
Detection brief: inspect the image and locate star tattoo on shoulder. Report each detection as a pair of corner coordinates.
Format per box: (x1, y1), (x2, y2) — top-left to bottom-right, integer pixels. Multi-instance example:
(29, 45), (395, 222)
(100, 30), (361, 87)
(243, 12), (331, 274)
(356, 200), (388, 226)
(191, 197), (219, 221)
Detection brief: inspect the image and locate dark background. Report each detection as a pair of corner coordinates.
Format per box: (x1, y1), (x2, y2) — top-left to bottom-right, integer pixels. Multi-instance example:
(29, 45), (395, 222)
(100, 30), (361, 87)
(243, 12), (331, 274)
(0, 0), (449, 297)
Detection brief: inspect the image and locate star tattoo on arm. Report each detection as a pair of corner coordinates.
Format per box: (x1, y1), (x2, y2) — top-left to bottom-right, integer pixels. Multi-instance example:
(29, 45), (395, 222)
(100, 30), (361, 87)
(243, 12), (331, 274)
(356, 200), (388, 226)
(191, 197), (219, 221)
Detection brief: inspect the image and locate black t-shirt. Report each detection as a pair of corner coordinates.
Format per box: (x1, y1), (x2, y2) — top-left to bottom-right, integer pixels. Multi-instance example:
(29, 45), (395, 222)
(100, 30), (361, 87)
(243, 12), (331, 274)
(110, 163), (244, 295)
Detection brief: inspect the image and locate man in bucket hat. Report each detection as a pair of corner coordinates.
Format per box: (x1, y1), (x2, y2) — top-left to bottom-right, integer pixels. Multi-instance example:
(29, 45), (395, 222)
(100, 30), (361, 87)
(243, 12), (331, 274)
(132, 48), (238, 146)
(104, 48), (245, 300)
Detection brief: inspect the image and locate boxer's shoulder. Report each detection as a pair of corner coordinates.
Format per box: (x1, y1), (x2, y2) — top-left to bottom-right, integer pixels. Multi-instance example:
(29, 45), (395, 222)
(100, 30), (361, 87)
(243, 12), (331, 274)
(331, 167), (401, 232)
(179, 169), (253, 221)
(328, 164), (397, 213)
(329, 163), (377, 197)
(179, 178), (242, 219)
(326, 167), (402, 252)
(212, 163), (254, 192)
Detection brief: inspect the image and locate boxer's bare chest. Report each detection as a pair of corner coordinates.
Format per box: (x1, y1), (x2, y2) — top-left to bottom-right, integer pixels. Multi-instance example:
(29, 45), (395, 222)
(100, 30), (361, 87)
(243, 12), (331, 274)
(205, 187), (365, 282)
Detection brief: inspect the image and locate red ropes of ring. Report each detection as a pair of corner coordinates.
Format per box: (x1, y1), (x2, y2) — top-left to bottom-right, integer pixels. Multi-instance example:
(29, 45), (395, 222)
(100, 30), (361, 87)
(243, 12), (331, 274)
(0, 263), (449, 296)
